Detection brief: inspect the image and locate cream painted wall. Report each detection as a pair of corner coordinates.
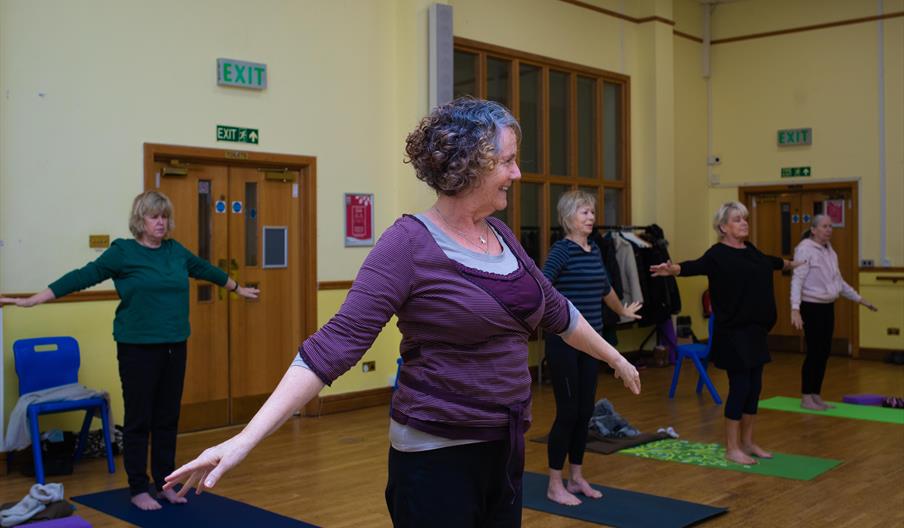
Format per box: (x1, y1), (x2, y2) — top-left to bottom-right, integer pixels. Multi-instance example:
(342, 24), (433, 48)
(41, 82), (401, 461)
(711, 0), (904, 40)
(0, 0), (407, 290)
(708, 8), (903, 265)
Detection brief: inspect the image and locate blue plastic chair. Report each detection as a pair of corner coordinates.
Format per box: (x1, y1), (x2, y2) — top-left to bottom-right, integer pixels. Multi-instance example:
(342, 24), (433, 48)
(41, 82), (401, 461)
(13, 336), (115, 484)
(668, 315), (722, 404)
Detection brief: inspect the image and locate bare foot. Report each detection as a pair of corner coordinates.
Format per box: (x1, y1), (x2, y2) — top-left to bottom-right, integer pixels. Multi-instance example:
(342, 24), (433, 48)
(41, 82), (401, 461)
(813, 395), (835, 409)
(725, 448), (756, 465)
(800, 395), (826, 411)
(744, 443), (773, 459)
(547, 479), (582, 506)
(158, 487), (188, 505)
(567, 478), (602, 499)
(131, 492), (162, 510)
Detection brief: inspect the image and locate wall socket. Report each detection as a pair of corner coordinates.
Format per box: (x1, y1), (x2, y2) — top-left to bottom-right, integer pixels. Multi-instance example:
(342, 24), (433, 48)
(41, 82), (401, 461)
(888, 328), (900, 336)
(861, 259), (875, 267)
(362, 361), (376, 372)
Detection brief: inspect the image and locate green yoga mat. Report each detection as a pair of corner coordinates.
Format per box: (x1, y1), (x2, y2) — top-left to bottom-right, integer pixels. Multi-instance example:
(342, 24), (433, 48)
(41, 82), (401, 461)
(621, 439), (840, 480)
(759, 396), (904, 424)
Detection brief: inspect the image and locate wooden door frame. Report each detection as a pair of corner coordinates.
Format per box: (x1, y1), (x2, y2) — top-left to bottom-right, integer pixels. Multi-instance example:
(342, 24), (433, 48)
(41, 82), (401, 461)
(143, 143), (318, 345)
(739, 181), (860, 357)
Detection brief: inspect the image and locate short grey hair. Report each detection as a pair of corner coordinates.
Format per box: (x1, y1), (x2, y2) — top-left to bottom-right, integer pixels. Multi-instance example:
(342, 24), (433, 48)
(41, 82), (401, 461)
(713, 201), (749, 239)
(557, 190), (596, 236)
(129, 191), (175, 238)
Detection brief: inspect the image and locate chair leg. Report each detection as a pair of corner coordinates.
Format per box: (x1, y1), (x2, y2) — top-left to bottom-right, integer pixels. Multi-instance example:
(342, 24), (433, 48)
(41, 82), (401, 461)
(74, 410), (93, 462)
(100, 401), (115, 474)
(26, 407), (45, 485)
(668, 357), (683, 399)
(690, 355), (722, 405)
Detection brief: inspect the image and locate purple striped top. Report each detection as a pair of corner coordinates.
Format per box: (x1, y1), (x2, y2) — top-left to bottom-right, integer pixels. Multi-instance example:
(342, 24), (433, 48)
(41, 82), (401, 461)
(299, 215), (571, 439)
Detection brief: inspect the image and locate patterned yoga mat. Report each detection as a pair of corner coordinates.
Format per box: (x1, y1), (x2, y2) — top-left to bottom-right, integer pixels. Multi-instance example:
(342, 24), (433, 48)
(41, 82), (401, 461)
(620, 439), (840, 480)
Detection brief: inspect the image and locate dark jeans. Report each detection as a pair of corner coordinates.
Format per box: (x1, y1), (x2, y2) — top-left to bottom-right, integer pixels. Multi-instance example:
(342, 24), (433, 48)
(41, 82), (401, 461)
(800, 301), (835, 395)
(545, 333), (599, 469)
(117, 341), (187, 496)
(724, 365), (764, 420)
(386, 441), (521, 528)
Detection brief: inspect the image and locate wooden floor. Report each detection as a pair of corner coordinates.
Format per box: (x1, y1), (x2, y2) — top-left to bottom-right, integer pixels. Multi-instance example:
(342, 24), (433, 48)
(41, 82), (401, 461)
(2, 352), (902, 527)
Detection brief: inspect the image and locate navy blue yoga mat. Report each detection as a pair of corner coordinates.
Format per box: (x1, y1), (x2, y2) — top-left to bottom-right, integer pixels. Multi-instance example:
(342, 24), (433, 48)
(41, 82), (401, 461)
(522, 471), (727, 528)
(71, 488), (318, 528)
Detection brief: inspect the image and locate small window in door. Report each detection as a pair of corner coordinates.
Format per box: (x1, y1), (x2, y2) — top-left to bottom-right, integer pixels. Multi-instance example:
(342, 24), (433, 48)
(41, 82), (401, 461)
(262, 226), (288, 269)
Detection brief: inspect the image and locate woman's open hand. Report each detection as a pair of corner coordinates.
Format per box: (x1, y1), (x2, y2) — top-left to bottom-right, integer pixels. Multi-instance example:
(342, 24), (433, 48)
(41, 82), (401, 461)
(612, 357), (641, 395)
(619, 301), (643, 321)
(163, 434), (253, 497)
(650, 261), (679, 277)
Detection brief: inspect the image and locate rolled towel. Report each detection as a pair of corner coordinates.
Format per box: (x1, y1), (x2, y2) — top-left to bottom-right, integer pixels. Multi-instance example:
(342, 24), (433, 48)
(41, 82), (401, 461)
(0, 484), (65, 527)
(0, 496), (46, 527)
(30, 484), (65, 504)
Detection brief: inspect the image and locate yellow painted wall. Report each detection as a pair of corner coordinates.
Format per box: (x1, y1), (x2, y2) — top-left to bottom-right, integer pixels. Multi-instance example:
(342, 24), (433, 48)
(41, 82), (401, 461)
(2, 304), (123, 430)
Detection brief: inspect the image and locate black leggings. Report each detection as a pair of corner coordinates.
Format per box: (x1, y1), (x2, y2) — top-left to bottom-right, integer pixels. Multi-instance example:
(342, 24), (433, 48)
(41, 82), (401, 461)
(386, 441), (521, 528)
(117, 342), (187, 496)
(800, 301), (835, 395)
(545, 333), (599, 470)
(724, 365), (764, 420)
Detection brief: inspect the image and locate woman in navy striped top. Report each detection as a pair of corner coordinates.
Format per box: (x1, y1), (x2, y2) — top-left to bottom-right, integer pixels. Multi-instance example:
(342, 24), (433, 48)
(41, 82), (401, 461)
(543, 190), (642, 506)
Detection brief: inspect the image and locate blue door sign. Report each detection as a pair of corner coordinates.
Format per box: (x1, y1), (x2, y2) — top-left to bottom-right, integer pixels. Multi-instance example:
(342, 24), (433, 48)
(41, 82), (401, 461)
(249, 208), (257, 219)
(792, 214), (800, 224)
(231, 201), (243, 214)
(802, 214), (811, 223)
(215, 200), (227, 214)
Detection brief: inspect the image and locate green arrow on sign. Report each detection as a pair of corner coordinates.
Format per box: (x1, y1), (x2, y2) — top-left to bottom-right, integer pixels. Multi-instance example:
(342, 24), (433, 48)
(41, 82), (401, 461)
(217, 125), (259, 145)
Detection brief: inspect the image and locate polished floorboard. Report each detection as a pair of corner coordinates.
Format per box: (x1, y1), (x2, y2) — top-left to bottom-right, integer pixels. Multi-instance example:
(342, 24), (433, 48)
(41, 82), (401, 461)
(2, 352), (902, 527)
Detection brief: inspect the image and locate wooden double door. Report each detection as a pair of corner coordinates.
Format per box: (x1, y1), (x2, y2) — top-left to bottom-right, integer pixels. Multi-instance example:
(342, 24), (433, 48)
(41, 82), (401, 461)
(144, 144), (316, 432)
(742, 184), (858, 356)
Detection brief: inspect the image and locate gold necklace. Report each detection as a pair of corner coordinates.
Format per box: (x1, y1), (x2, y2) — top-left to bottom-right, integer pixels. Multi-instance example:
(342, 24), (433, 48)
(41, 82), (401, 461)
(432, 206), (490, 254)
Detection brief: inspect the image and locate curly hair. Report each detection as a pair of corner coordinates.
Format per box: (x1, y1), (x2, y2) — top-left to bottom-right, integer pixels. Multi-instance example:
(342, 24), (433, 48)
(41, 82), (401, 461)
(404, 97), (521, 196)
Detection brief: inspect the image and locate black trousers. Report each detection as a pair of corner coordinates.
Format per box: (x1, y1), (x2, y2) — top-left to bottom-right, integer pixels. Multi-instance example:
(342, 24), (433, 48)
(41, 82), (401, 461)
(545, 333), (599, 470)
(116, 342), (187, 496)
(724, 365), (764, 420)
(386, 441), (521, 528)
(800, 301), (835, 395)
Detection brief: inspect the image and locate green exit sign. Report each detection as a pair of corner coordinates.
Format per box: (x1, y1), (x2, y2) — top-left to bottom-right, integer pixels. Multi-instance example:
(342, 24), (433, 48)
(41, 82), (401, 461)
(217, 58), (267, 90)
(778, 128), (812, 146)
(217, 125), (259, 144)
(781, 166), (811, 178)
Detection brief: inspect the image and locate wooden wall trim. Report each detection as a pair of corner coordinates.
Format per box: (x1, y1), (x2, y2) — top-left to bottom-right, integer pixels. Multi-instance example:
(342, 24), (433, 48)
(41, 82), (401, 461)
(711, 11), (904, 45)
(674, 30), (703, 43)
(1, 290), (119, 303)
(558, 0), (675, 26)
(860, 267), (904, 273)
(859, 348), (903, 362)
(302, 387), (393, 417)
(318, 280), (354, 291)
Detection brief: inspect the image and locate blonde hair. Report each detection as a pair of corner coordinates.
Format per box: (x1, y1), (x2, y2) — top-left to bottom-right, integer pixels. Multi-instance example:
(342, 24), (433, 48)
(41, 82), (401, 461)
(713, 201), (748, 239)
(129, 191), (175, 238)
(557, 190), (596, 236)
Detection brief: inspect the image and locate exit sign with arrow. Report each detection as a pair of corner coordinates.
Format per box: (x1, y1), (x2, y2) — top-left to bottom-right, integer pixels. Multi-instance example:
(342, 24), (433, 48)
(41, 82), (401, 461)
(781, 166), (811, 178)
(217, 125), (259, 145)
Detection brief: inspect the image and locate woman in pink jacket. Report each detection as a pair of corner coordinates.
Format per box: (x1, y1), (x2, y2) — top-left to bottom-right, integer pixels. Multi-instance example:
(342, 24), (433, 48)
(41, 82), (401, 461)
(791, 214), (877, 410)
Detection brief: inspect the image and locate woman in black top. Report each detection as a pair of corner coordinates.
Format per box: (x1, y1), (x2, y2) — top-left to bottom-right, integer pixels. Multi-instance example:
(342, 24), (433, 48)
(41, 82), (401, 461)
(651, 202), (799, 465)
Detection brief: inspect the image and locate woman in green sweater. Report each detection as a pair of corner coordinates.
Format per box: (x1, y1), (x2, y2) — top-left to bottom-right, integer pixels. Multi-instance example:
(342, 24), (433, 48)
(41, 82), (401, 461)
(1, 191), (259, 510)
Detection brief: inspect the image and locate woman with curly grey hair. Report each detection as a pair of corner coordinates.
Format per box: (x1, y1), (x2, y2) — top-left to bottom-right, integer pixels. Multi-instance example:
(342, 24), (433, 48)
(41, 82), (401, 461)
(164, 98), (641, 528)
(651, 202), (800, 465)
(1, 190), (259, 510)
